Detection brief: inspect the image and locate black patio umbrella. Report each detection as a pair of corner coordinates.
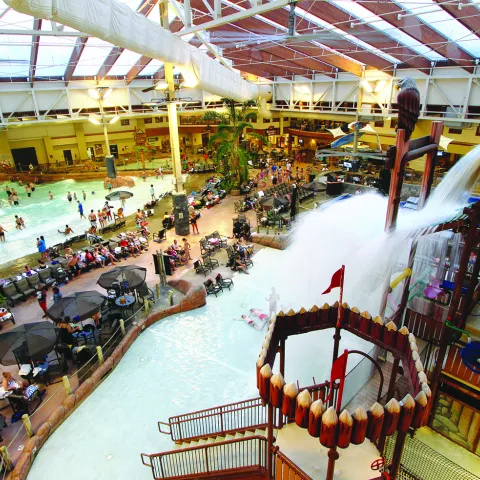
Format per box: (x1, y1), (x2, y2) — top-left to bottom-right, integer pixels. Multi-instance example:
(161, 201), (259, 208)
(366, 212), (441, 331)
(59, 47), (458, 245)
(0, 322), (57, 366)
(47, 291), (106, 323)
(105, 191), (133, 201)
(260, 196), (289, 209)
(97, 265), (147, 291)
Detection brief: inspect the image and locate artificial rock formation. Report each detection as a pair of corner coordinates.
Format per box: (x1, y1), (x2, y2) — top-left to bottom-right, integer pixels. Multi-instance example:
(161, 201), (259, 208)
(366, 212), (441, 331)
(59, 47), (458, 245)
(103, 176), (135, 189)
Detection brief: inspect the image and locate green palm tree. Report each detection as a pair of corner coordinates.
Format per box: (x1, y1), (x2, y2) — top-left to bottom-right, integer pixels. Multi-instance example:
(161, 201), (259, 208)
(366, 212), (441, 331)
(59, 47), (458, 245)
(203, 98), (266, 188)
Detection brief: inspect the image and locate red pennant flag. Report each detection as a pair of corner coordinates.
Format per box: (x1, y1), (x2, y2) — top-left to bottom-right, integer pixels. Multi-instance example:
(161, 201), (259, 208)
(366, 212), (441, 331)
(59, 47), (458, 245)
(322, 267), (343, 295)
(330, 349), (349, 412)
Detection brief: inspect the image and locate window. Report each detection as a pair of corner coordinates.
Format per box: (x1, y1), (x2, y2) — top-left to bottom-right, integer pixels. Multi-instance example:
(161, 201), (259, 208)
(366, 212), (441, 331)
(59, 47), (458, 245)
(121, 119), (130, 126)
(144, 118), (153, 124)
(272, 117), (280, 123)
(374, 120), (385, 128)
(283, 117), (289, 121)
(390, 118), (398, 129)
(448, 128), (462, 135)
(263, 118), (270, 124)
(155, 117), (162, 123)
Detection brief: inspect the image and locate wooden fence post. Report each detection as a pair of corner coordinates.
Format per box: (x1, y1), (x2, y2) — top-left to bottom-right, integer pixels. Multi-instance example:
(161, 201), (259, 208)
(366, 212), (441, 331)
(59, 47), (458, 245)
(22, 414), (34, 438)
(96, 346), (104, 365)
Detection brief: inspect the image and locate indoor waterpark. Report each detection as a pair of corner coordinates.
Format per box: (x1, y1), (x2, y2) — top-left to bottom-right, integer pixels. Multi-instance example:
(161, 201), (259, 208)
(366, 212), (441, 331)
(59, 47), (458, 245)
(0, 0), (479, 479)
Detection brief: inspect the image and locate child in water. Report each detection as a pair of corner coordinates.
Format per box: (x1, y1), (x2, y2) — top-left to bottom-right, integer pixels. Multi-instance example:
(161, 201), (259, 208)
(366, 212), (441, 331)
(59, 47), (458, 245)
(240, 315), (262, 330)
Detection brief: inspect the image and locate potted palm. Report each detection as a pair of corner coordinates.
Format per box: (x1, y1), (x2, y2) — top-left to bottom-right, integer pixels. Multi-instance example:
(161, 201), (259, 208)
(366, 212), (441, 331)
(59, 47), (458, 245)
(203, 99), (266, 194)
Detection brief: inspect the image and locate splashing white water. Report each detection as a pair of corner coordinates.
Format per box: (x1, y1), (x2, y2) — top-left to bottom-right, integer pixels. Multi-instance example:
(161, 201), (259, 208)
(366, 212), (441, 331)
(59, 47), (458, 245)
(272, 145), (480, 316)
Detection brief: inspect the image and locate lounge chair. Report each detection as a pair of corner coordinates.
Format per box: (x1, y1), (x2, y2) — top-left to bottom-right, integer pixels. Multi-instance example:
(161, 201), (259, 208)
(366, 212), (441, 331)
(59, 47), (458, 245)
(202, 254), (219, 270)
(212, 231), (228, 248)
(215, 274), (233, 290)
(204, 279), (222, 297)
(136, 282), (155, 304)
(38, 268), (56, 288)
(1, 282), (25, 306)
(15, 278), (36, 298)
(0, 300), (15, 327)
(194, 260), (210, 276)
(153, 229), (167, 243)
(26, 274), (44, 290)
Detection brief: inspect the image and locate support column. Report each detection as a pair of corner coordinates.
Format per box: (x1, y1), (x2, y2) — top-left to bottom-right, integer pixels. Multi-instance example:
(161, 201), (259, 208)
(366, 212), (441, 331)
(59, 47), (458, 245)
(74, 123), (88, 160)
(43, 136), (55, 163)
(0, 131), (12, 164)
(326, 447), (339, 480)
(279, 338), (285, 428)
(161, 0), (189, 236)
(267, 404), (274, 479)
(389, 431), (407, 479)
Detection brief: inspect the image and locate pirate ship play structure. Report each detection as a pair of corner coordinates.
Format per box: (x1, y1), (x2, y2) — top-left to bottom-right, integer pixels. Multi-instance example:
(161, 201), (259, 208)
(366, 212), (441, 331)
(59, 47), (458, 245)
(141, 121), (480, 479)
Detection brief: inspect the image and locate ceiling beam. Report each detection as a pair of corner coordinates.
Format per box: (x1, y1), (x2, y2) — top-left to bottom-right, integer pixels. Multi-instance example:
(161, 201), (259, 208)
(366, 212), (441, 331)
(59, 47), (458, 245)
(64, 37), (87, 85)
(29, 18), (41, 86)
(361, 2), (475, 73)
(301, 0), (432, 71)
(433, 0), (480, 34)
(96, 0), (159, 82)
(175, 0), (290, 35)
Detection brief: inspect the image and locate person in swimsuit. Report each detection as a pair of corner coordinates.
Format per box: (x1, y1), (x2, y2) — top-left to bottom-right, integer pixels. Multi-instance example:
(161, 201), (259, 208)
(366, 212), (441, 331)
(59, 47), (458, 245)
(49, 191), (53, 200)
(14, 215), (25, 230)
(67, 191), (73, 203)
(4, 185), (11, 198)
(58, 225), (74, 235)
(77, 201), (85, 219)
(25, 184), (32, 197)
(88, 210), (97, 227)
(0, 225), (7, 242)
(2, 372), (26, 393)
(12, 193), (19, 206)
(82, 190), (86, 201)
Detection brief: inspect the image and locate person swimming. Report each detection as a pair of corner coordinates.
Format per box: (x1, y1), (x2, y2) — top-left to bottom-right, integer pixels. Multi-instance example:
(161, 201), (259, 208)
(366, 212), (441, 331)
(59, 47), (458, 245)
(240, 315), (262, 330)
(58, 225), (74, 235)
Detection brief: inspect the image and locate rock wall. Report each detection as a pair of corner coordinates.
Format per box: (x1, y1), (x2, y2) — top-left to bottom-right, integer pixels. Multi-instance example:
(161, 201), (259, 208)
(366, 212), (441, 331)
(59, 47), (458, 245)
(251, 232), (289, 250)
(10, 280), (206, 480)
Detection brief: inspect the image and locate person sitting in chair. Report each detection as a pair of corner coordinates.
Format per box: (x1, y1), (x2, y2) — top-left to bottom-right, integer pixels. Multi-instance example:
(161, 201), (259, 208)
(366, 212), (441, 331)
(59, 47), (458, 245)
(2, 372), (26, 393)
(234, 255), (249, 274)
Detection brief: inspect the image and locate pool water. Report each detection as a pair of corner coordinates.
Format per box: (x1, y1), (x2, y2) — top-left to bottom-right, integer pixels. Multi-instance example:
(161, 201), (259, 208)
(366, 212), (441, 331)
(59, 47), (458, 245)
(0, 176), (175, 262)
(27, 248), (370, 480)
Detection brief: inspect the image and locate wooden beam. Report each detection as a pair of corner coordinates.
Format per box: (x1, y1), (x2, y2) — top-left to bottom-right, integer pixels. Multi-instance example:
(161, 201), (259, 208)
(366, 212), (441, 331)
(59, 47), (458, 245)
(362, 2), (475, 73)
(96, 0), (159, 81)
(64, 37), (87, 85)
(29, 18), (42, 86)
(434, 0), (480, 34)
(301, 0), (432, 71)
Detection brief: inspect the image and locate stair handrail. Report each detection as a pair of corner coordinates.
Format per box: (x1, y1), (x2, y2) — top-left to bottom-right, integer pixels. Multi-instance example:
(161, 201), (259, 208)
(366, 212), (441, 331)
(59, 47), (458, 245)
(141, 435), (268, 480)
(157, 381), (333, 443)
(272, 446), (313, 480)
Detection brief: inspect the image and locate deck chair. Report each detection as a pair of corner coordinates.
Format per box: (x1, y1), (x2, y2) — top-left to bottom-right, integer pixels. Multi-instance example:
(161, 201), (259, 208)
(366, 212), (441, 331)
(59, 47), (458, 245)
(215, 274), (233, 291)
(1, 282), (25, 306)
(204, 279), (222, 297)
(194, 260), (211, 276)
(15, 278), (36, 298)
(153, 229), (167, 243)
(38, 268), (56, 288)
(202, 254), (219, 270)
(212, 231), (228, 248)
(27, 274), (44, 290)
(136, 282), (155, 304)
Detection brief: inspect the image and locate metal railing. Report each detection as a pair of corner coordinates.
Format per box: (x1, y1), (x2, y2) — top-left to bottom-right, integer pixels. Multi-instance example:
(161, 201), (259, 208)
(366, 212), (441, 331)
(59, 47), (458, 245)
(158, 398), (268, 443)
(158, 381), (333, 444)
(273, 447), (313, 480)
(141, 435), (268, 480)
(443, 343), (480, 389)
(383, 432), (480, 480)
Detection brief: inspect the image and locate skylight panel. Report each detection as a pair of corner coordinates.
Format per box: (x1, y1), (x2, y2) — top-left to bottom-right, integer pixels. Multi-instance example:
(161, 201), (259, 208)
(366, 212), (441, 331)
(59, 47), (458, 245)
(140, 59), (163, 76)
(0, 35), (30, 77)
(0, 7), (34, 30)
(395, 0), (480, 57)
(35, 22), (77, 77)
(294, 6), (401, 65)
(72, 38), (114, 77)
(108, 49), (143, 76)
(330, 0), (444, 62)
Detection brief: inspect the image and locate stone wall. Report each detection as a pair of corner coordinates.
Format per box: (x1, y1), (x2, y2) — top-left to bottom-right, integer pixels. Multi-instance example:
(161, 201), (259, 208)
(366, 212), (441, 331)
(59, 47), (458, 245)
(251, 233), (289, 250)
(10, 280), (206, 480)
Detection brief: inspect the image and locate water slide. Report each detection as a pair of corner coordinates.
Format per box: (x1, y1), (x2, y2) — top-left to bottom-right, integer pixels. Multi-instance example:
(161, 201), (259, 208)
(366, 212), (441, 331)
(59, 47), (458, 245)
(5, 0), (271, 102)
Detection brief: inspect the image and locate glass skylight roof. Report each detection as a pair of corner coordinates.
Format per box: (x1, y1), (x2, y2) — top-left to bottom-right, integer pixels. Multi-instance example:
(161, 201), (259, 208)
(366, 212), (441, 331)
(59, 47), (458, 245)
(72, 38), (115, 77)
(140, 59), (163, 76)
(108, 49), (143, 76)
(394, 0), (480, 57)
(294, 6), (402, 65)
(330, 0), (445, 62)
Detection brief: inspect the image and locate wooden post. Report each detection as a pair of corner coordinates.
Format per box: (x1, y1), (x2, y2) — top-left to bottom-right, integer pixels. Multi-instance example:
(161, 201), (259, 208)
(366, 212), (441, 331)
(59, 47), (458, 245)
(168, 290), (173, 306)
(267, 404), (274, 479)
(119, 319), (126, 337)
(0, 446), (13, 471)
(144, 299), (150, 314)
(326, 446), (339, 480)
(385, 129), (410, 233)
(62, 375), (72, 396)
(279, 338), (286, 429)
(155, 283), (160, 299)
(96, 346), (104, 365)
(389, 431), (407, 479)
(417, 121), (443, 210)
(378, 357), (400, 452)
(22, 414), (34, 438)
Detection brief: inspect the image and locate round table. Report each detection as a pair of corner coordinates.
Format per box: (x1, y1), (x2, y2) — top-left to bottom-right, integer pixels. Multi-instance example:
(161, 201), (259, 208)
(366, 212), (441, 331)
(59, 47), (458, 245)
(115, 295), (136, 317)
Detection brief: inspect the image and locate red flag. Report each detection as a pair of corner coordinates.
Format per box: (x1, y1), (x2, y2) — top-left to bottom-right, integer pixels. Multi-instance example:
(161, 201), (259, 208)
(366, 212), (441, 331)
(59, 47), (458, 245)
(329, 349), (349, 412)
(322, 267), (343, 295)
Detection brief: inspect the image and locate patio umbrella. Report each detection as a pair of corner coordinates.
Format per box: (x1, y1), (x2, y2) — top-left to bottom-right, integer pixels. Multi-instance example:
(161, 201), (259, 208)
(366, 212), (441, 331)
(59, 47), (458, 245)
(105, 191), (133, 201)
(0, 322), (57, 366)
(303, 181), (324, 192)
(260, 197), (289, 209)
(47, 291), (106, 322)
(97, 265), (147, 291)
(331, 132), (364, 148)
